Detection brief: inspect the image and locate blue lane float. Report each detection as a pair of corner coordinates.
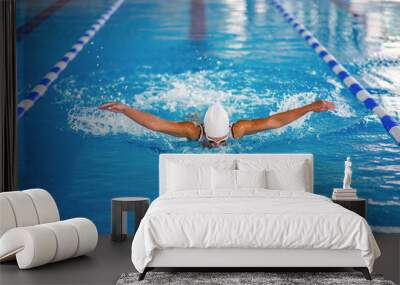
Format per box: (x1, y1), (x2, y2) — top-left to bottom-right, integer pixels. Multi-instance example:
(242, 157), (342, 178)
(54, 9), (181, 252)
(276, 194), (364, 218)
(17, 0), (125, 119)
(270, 0), (400, 145)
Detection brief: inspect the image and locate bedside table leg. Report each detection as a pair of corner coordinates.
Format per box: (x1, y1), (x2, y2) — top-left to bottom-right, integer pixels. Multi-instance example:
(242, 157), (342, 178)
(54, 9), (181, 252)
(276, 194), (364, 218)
(121, 210), (127, 240)
(112, 202), (123, 242)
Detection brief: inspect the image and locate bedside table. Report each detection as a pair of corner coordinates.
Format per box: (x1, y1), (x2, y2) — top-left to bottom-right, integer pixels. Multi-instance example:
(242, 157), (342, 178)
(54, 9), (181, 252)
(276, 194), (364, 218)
(111, 197), (150, 242)
(332, 198), (366, 218)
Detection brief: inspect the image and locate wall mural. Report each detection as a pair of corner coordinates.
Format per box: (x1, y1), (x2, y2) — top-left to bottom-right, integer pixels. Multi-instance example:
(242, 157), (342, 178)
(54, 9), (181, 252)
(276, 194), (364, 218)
(17, 0), (400, 233)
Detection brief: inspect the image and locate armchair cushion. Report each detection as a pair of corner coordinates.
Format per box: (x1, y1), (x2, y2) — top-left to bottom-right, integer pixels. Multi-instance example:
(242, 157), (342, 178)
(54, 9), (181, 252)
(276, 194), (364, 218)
(0, 218), (97, 269)
(0, 196), (17, 237)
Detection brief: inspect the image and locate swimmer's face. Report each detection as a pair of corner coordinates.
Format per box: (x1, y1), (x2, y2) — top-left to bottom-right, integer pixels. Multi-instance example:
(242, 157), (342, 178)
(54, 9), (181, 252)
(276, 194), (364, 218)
(204, 135), (229, 148)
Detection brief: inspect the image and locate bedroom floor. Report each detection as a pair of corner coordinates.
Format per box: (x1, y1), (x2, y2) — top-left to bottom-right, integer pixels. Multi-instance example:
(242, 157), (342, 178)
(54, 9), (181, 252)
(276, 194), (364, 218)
(0, 236), (133, 285)
(0, 235), (398, 285)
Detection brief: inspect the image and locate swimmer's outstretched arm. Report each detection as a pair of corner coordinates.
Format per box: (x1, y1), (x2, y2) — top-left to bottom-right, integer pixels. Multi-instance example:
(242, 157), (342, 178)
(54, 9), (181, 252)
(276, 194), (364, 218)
(98, 102), (200, 140)
(232, 100), (335, 139)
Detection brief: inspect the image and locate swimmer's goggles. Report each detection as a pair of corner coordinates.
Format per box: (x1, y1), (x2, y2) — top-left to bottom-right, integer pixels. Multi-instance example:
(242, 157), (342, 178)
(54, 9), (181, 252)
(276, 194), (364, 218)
(205, 135), (228, 148)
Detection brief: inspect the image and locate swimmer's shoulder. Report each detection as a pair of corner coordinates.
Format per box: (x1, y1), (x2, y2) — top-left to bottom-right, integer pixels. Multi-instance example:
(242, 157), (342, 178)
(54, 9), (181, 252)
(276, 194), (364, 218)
(231, 121), (245, 139)
(185, 121), (203, 141)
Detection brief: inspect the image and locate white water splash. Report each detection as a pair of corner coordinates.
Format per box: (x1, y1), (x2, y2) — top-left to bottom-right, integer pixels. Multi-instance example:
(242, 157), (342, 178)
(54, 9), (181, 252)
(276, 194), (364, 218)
(325, 77), (357, 118)
(68, 107), (149, 136)
(368, 199), (400, 206)
(59, 70), (358, 143)
(133, 71), (275, 117)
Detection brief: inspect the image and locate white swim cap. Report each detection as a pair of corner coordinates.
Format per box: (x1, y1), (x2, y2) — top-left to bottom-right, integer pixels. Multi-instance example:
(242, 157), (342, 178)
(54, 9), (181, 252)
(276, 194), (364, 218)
(203, 102), (230, 139)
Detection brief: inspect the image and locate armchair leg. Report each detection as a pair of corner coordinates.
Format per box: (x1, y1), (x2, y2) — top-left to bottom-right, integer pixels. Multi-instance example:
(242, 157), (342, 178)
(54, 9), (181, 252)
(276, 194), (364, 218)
(354, 267), (371, 280)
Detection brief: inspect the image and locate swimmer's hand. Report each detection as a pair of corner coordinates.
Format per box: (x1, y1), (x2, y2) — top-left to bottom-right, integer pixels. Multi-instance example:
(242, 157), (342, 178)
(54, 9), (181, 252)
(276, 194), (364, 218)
(98, 102), (128, 113)
(309, 100), (335, 112)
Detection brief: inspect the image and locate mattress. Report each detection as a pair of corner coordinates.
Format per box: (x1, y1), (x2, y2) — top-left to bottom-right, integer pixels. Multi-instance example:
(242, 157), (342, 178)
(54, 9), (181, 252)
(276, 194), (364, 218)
(131, 190), (380, 273)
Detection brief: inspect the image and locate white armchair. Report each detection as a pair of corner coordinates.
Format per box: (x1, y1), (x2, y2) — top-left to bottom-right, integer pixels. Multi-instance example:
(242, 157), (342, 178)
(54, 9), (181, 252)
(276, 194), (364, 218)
(0, 189), (98, 269)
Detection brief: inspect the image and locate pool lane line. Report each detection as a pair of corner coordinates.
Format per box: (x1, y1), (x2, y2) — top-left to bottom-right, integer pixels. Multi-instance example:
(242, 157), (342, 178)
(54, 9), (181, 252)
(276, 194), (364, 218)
(270, 0), (400, 145)
(17, 0), (125, 120)
(17, 0), (72, 42)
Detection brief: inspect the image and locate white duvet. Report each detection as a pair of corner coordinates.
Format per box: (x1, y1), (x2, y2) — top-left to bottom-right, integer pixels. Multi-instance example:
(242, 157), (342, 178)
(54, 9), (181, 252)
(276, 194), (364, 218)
(131, 190), (380, 273)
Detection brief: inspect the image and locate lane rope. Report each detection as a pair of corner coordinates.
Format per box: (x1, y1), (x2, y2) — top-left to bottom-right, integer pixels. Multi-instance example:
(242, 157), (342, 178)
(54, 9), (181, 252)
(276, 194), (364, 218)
(17, 0), (125, 119)
(17, 0), (72, 42)
(270, 0), (400, 145)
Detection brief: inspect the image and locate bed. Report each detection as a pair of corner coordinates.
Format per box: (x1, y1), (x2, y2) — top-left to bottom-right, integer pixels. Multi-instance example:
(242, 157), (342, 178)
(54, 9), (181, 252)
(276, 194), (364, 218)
(131, 154), (380, 280)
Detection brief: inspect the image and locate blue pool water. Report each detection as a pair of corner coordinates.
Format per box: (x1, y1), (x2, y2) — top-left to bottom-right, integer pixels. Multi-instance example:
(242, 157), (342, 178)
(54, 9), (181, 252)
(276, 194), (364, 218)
(17, 0), (400, 234)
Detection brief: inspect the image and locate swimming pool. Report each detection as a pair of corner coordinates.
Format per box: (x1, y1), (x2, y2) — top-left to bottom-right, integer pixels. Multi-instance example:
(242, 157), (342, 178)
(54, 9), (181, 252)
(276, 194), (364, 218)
(17, 0), (400, 233)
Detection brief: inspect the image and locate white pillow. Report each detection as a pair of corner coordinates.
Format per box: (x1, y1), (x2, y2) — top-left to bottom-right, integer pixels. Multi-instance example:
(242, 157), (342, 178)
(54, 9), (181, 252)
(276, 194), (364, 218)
(266, 169), (307, 191)
(212, 169), (237, 190)
(237, 159), (308, 191)
(236, 169), (267, 189)
(167, 162), (212, 191)
(212, 169), (268, 190)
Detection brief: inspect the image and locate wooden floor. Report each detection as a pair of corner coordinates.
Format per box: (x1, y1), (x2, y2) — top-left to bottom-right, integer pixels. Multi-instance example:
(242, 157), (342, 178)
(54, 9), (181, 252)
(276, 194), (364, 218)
(0, 236), (133, 285)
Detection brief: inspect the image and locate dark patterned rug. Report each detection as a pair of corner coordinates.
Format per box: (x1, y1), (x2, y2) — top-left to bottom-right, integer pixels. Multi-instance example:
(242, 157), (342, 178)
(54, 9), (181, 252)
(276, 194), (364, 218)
(116, 271), (396, 285)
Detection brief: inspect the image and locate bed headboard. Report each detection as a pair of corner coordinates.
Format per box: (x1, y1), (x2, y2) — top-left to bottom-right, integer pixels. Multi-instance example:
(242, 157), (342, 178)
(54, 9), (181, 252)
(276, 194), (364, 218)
(159, 153), (313, 195)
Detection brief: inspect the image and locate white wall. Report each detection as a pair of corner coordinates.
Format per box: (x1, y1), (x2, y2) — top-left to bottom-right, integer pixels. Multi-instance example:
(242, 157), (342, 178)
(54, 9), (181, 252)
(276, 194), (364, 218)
(374, 235), (400, 284)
